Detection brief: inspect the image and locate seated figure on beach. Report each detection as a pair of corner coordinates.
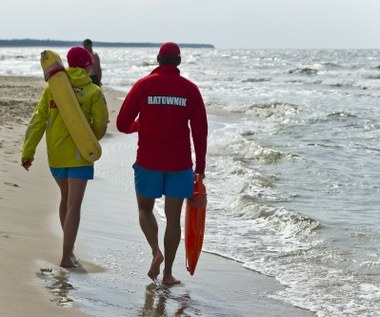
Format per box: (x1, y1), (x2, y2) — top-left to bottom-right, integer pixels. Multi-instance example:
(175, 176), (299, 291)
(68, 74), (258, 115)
(21, 47), (109, 267)
(116, 42), (208, 285)
(83, 39), (102, 86)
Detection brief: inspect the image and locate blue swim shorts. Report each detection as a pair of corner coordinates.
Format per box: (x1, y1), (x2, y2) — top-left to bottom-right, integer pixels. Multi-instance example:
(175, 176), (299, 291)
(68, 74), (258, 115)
(49, 166), (94, 180)
(132, 163), (193, 199)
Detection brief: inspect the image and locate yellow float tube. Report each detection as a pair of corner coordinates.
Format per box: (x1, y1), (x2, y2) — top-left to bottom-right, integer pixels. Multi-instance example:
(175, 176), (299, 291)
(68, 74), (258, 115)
(40, 50), (101, 162)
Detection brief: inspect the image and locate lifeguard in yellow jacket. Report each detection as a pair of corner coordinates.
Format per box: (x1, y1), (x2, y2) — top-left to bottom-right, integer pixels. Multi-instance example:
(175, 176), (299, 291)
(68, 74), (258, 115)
(21, 46), (109, 267)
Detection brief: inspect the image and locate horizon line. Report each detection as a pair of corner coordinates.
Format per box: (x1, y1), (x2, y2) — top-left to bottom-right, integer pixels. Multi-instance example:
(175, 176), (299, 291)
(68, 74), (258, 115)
(0, 38), (215, 49)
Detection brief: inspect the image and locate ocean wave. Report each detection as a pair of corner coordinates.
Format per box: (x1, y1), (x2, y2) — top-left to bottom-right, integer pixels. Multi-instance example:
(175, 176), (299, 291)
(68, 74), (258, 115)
(327, 111), (357, 119)
(209, 129), (291, 165)
(237, 101), (302, 119)
(289, 67), (318, 75)
(322, 62), (341, 68)
(0, 54), (26, 60)
(241, 77), (270, 83)
(365, 74), (380, 80)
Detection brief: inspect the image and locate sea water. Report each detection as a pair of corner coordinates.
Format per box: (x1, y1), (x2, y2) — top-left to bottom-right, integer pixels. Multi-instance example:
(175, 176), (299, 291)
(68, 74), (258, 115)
(2, 47), (380, 316)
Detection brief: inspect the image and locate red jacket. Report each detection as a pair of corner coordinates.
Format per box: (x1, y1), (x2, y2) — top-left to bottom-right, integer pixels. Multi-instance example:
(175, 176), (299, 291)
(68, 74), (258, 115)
(116, 65), (208, 173)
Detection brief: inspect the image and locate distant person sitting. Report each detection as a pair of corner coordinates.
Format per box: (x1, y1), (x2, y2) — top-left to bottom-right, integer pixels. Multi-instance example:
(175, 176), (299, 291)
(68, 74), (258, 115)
(83, 39), (102, 86)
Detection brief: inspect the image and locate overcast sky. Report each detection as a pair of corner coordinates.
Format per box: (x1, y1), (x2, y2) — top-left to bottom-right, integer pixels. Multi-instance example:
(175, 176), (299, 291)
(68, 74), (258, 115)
(1, 0), (379, 49)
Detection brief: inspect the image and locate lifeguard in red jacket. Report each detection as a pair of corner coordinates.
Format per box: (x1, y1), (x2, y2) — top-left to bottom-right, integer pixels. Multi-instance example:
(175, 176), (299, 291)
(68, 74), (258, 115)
(117, 42), (208, 285)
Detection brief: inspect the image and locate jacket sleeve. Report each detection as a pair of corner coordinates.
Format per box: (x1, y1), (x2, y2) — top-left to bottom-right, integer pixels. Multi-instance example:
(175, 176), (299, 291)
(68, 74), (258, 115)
(116, 83), (140, 134)
(21, 87), (49, 162)
(90, 89), (109, 140)
(190, 86), (208, 174)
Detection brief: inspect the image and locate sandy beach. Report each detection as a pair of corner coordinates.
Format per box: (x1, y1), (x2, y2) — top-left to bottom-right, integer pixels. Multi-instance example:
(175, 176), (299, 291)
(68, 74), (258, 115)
(0, 75), (313, 316)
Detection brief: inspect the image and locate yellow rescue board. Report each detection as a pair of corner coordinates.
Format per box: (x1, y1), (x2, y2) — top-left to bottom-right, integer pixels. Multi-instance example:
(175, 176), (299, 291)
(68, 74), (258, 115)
(40, 50), (101, 162)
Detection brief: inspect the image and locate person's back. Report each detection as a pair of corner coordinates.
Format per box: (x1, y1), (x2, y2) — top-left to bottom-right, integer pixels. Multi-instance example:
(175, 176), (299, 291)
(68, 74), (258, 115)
(117, 42), (208, 285)
(127, 64), (206, 172)
(82, 39), (102, 86)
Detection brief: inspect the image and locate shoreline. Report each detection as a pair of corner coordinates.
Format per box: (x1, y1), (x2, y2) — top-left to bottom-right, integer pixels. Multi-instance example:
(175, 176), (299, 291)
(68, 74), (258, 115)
(0, 75), (313, 316)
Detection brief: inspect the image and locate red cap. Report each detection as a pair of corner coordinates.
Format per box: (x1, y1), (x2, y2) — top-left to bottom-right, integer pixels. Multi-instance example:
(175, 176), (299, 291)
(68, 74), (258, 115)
(158, 42), (181, 57)
(66, 46), (93, 68)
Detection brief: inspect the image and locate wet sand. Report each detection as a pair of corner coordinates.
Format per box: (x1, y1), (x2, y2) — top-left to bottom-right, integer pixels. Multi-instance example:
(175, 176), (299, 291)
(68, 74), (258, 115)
(0, 75), (88, 316)
(0, 75), (313, 316)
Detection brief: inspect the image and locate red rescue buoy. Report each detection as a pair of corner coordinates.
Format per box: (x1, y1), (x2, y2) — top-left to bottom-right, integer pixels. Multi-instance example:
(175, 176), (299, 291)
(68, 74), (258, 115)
(185, 175), (207, 275)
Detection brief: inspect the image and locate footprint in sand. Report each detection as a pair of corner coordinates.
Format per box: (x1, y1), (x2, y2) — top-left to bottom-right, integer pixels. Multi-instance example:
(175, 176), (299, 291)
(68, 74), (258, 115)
(38, 267), (75, 306)
(40, 267), (53, 276)
(4, 182), (19, 188)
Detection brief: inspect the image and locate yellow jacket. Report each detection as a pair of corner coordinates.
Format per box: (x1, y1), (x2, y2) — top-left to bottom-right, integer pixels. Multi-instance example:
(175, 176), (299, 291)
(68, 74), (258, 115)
(22, 67), (109, 167)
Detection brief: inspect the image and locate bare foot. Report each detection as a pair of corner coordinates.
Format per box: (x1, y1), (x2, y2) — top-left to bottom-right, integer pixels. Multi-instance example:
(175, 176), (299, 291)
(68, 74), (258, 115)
(71, 253), (79, 265)
(60, 257), (78, 268)
(162, 275), (181, 286)
(147, 250), (164, 281)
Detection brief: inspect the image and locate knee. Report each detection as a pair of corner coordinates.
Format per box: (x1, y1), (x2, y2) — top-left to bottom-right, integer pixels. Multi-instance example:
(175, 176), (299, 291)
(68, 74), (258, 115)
(138, 206), (154, 216)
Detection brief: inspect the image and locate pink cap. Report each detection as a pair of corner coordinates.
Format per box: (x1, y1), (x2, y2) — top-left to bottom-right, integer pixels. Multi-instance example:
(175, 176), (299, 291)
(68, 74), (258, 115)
(66, 47), (93, 68)
(158, 42), (181, 57)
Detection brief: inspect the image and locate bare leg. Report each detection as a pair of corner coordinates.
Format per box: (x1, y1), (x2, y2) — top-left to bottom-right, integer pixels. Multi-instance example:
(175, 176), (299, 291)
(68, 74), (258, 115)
(54, 178), (77, 265)
(55, 178), (69, 230)
(55, 178), (88, 267)
(136, 194), (164, 281)
(162, 196), (184, 286)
